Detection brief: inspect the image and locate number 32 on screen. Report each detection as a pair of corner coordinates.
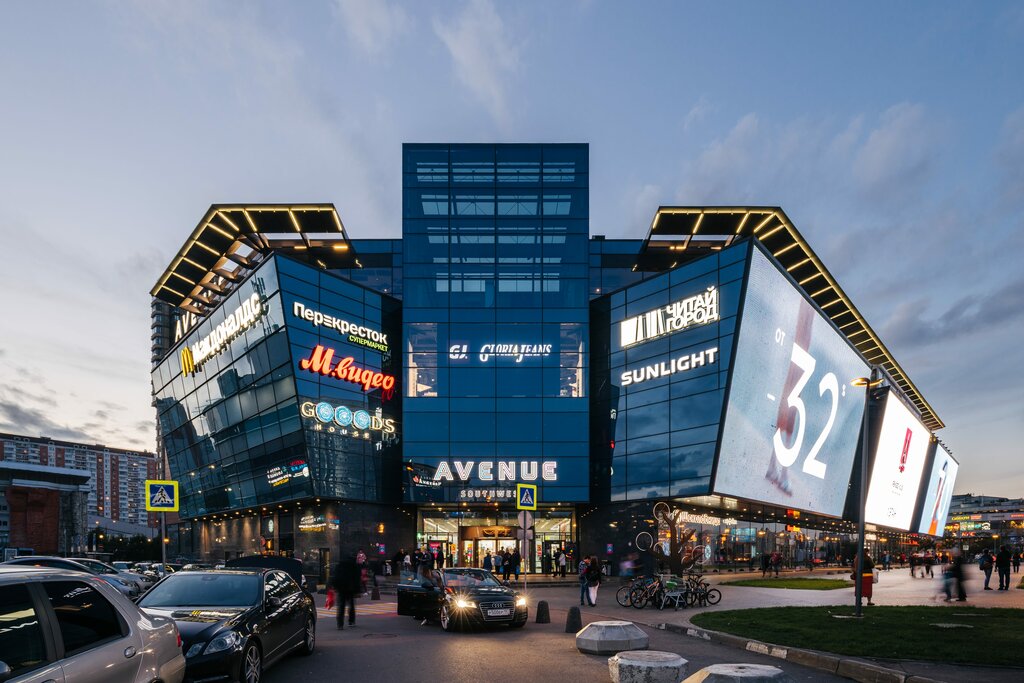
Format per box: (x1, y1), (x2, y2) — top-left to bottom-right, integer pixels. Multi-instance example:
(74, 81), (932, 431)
(772, 342), (838, 480)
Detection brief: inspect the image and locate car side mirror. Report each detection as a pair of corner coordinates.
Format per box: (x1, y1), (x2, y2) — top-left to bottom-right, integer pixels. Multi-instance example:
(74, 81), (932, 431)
(0, 661), (13, 683)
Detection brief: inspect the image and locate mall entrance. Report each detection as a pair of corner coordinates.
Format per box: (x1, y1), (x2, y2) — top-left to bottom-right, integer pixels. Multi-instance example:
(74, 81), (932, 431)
(417, 506), (575, 573)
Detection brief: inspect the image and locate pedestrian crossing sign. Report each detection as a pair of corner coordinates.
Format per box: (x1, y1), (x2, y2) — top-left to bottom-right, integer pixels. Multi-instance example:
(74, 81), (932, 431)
(516, 483), (537, 511)
(145, 480), (179, 512)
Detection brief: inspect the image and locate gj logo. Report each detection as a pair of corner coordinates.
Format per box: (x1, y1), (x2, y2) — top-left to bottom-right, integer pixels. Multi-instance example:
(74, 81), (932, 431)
(449, 344), (468, 360)
(180, 347), (196, 376)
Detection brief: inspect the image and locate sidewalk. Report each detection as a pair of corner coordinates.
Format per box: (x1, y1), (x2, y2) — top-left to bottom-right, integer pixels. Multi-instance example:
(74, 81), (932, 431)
(515, 566), (1024, 683)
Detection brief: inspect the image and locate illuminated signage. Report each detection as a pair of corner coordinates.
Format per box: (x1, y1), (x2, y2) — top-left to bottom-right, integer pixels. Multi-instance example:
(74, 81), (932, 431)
(620, 347), (719, 387)
(918, 443), (959, 536)
(448, 343), (553, 363)
(174, 310), (199, 342)
(865, 395), (931, 530)
(299, 345), (396, 392)
(267, 459), (310, 487)
(459, 488), (516, 500)
(181, 293), (265, 376)
(298, 514), (340, 532)
(300, 401), (396, 434)
(620, 286), (719, 349)
(433, 460), (558, 483)
(676, 511), (722, 526)
(292, 301), (390, 353)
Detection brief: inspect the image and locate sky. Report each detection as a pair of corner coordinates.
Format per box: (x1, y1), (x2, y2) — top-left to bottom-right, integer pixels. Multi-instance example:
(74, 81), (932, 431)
(0, 1), (1021, 497)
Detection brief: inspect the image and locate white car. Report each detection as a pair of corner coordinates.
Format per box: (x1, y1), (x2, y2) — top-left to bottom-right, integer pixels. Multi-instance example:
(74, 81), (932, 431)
(0, 566), (185, 683)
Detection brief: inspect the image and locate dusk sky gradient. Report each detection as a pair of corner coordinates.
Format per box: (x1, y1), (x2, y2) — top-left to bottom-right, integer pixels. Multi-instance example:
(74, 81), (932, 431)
(1, 1), (1021, 496)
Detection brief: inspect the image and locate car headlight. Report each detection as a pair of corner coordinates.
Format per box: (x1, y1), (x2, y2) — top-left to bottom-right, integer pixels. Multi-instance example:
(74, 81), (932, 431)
(204, 631), (242, 655)
(454, 598), (477, 609)
(516, 597), (527, 607)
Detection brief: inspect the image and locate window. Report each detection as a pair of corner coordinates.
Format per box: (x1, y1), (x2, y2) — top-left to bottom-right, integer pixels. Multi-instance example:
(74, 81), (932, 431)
(44, 581), (125, 656)
(0, 584), (47, 675)
(265, 572), (300, 601)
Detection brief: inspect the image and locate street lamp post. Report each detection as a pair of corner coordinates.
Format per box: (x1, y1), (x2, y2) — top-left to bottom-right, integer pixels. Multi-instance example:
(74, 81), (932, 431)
(852, 366), (881, 617)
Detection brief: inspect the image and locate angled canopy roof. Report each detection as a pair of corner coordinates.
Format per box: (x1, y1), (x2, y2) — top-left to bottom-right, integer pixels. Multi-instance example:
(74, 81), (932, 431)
(637, 206), (943, 431)
(151, 204), (356, 315)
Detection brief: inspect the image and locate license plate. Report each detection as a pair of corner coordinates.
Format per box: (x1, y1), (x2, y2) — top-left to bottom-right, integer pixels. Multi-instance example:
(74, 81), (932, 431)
(487, 608), (511, 616)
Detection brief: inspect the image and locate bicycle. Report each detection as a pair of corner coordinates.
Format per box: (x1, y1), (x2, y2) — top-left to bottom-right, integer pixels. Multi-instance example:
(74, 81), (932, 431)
(616, 576), (652, 607)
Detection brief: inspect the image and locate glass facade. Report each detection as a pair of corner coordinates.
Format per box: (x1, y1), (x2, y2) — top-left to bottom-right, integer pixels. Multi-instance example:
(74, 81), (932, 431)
(402, 144), (590, 507)
(150, 142), (946, 575)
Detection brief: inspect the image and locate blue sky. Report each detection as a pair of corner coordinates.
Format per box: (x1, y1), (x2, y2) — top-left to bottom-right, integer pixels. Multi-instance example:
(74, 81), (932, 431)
(1, 1), (1021, 497)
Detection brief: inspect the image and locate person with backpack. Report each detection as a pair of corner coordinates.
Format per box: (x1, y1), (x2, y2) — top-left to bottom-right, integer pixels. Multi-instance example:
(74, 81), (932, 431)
(979, 549), (995, 590)
(578, 555), (592, 606)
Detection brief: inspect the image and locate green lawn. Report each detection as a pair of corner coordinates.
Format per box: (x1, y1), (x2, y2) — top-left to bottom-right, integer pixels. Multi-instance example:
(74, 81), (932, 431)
(692, 606), (1024, 666)
(719, 578), (850, 590)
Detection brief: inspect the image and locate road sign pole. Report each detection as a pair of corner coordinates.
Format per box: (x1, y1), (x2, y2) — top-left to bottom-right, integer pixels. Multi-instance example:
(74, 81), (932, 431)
(160, 512), (166, 565)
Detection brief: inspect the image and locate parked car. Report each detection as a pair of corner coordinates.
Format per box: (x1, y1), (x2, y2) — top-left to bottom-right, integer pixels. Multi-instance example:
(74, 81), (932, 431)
(137, 569), (315, 683)
(398, 567), (528, 631)
(1, 557), (139, 599)
(224, 556), (309, 592)
(0, 566), (185, 683)
(71, 558), (155, 593)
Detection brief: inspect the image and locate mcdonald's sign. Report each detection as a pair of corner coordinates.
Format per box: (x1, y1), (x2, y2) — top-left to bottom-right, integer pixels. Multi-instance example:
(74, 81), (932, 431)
(180, 347), (197, 376)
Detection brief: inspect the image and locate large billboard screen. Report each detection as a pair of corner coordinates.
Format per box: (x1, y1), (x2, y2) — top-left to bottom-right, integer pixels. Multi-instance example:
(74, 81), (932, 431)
(917, 442), (959, 536)
(864, 394), (931, 530)
(714, 247), (869, 516)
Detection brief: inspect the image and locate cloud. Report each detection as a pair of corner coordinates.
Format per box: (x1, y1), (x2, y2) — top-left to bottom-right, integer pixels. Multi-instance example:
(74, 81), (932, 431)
(0, 400), (92, 442)
(996, 105), (1024, 204)
(333, 0), (410, 55)
(433, 0), (519, 125)
(881, 275), (1024, 347)
(682, 95), (712, 132)
(852, 103), (941, 202)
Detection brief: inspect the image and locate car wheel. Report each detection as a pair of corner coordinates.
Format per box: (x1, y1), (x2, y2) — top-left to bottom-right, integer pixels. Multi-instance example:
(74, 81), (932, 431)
(240, 641), (262, 683)
(440, 603), (454, 632)
(298, 615), (315, 655)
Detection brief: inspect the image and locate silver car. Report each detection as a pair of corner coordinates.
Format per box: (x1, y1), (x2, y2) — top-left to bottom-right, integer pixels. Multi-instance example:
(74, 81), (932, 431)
(0, 567), (185, 683)
(1, 557), (139, 598)
(72, 558), (155, 593)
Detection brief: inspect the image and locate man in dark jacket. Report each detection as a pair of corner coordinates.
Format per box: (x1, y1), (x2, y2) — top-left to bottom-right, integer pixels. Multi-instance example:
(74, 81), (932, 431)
(333, 553), (361, 629)
(996, 545), (1012, 590)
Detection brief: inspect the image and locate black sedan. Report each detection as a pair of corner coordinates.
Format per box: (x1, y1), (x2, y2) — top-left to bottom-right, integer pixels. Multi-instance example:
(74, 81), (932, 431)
(138, 569), (315, 683)
(398, 567), (528, 631)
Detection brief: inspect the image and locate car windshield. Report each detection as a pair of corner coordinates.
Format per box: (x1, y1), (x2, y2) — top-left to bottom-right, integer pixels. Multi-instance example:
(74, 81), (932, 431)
(138, 573), (261, 608)
(75, 559), (116, 574)
(444, 570), (502, 588)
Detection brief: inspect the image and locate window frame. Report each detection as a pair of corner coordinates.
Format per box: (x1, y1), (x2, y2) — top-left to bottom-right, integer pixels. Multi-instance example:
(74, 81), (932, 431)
(0, 582), (57, 676)
(37, 579), (129, 659)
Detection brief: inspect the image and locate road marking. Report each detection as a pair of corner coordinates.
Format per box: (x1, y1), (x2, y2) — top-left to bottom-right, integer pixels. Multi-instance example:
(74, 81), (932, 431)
(317, 602), (397, 618)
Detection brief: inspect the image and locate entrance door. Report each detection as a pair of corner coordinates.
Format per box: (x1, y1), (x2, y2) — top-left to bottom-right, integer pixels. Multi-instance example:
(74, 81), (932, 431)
(477, 540), (496, 569)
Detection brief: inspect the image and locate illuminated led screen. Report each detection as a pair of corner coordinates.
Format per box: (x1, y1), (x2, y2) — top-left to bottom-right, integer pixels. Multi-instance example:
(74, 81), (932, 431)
(715, 247), (868, 516)
(917, 442), (959, 536)
(864, 394), (931, 530)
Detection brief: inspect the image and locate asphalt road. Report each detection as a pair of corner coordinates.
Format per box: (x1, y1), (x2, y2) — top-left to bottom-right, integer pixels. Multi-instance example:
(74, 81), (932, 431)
(261, 599), (847, 683)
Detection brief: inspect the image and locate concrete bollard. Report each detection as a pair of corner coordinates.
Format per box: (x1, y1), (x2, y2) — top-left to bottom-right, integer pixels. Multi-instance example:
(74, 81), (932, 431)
(371, 586), (381, 600)
(609, 651), (687, 683)
(575, 620), (649, 655)
(683, 664), (794, 682)
(535, 600), (551, 623)
(565, 605), (583, 633)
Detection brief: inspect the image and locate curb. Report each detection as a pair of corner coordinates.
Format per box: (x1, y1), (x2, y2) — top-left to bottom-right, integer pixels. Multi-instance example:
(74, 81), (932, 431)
(659, 623), (945, 683)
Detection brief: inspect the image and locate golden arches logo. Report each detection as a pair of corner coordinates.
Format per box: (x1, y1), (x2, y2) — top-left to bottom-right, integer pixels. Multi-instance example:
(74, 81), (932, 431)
(180, 347), (196, 376)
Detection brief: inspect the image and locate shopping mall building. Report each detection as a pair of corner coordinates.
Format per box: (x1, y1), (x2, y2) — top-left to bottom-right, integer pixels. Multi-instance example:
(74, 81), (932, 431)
(150, 143), (960, 581)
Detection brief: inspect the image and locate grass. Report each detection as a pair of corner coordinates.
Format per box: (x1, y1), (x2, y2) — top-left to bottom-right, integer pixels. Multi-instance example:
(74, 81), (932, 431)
(719, 578), (850, 590)
(692, 606), (1024, 667)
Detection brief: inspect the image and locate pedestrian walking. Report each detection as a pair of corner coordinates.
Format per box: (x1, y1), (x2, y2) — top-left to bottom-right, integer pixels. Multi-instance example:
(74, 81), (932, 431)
(511, 548), (522, 580)
(502, 549), (512, 582)
(585, 555), (602, 606)
(950, 549), (968, 601)
(770, 551), (782, 578)
(996, 545), (1012, 590)
(483, 550), (493, 571)
(557, 549), (567, 578)
(979, 549), (995, 590)
(760, 552), (770, 578)
(1013, 551), (1021, 574)
(333, 552), (360, 629)
(493, 549), (503, 576)
(578, 555), (592, 606)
